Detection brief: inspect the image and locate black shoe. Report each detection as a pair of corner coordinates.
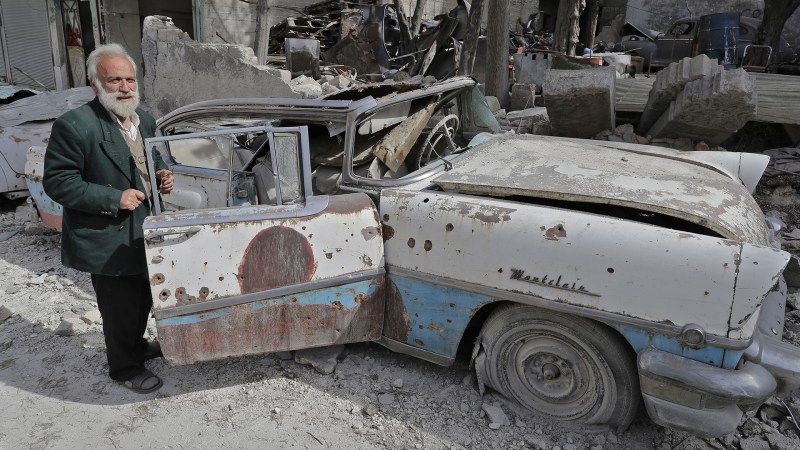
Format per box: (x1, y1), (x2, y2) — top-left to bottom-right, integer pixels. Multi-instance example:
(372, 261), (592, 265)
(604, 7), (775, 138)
(144, 341), (163, 360)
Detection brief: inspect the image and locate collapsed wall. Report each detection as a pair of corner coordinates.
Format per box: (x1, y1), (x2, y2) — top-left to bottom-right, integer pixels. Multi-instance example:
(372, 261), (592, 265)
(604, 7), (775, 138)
(141, 16), (300, 118)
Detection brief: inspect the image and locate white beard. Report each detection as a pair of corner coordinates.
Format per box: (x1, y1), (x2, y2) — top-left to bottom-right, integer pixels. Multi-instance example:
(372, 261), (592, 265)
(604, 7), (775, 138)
(97, 84), (140, 119)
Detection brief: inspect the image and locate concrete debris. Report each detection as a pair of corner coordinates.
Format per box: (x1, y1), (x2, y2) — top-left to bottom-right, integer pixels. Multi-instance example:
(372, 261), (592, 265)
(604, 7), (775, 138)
(80, 309), (102, 325)
(481, 403), (510, 429)
(505, 107), (551, 135)
(510, 83), (536, 111)
(647, 68), (756, 146)
(294, 344), (344, 374)
(54, 317), (87, 336)
(739, 436), (771, 450)
(637, 55), (722, 134)
(377, 393), (395, 405)
(289, 75), (324, 99)
(484, 96), (502, 113)
(141, 16), (301, 118)
(543, 67), (616, 139)
(0, 305), (14, 323)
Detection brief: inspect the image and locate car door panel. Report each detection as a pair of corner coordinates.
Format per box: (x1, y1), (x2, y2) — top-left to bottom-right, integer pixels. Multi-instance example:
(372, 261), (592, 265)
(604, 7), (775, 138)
(143, 127), (385, 364)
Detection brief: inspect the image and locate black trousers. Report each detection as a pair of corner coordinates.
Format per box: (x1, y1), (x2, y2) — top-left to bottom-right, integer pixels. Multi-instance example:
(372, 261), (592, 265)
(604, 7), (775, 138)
(91, 272), (152, 381)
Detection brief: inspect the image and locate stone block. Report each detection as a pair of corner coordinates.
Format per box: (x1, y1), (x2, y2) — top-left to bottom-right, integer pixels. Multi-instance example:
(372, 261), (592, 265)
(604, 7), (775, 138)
(484, 95), (502, 113)
(510, 83), (537, 111)
(543, 68), (616, 139)
(638, 54), (722, 134)
(647, 69), (756, 146)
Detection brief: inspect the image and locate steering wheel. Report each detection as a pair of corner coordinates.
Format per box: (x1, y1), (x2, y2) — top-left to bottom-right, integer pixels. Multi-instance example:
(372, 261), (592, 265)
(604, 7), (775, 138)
(416, 114), (461, 168)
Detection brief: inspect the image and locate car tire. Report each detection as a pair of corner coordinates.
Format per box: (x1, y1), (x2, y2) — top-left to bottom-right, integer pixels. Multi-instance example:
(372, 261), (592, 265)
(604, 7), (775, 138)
(479, 304), (640, 429)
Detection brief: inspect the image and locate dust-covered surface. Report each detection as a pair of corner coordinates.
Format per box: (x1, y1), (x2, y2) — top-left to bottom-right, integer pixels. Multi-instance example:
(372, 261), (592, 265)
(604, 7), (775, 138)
(2, 198), (800, 450)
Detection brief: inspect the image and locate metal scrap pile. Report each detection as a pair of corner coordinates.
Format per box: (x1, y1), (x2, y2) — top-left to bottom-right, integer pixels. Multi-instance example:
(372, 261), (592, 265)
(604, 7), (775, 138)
(268, 0), (364, 54)
(269, 0), (471, 81)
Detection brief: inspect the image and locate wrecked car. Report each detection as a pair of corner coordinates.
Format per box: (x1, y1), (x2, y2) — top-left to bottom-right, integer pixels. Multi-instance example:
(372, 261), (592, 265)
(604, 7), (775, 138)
(622, 14), (796, 71)
(30, 77), (800, 437)
(0, 87), (93, 202)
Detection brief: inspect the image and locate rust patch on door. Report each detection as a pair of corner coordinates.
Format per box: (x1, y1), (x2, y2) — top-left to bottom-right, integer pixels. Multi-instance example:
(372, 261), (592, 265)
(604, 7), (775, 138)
(238, 226), (316, 294)
(383, 279), (411, 342)
(382, 224), (395, 241)
(158, 277), (386, 364)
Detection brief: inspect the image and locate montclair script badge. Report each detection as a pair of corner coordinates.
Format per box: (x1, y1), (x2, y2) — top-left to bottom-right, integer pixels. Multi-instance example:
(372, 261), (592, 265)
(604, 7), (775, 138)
(509, 268), (600, 297)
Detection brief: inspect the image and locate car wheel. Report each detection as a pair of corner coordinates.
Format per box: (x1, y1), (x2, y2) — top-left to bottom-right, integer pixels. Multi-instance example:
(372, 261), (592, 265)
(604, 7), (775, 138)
(479, 304), (640, 428)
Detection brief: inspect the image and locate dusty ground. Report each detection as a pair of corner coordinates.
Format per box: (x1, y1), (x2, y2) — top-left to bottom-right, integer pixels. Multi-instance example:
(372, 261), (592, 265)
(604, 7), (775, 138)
(2, 196), (800, 450)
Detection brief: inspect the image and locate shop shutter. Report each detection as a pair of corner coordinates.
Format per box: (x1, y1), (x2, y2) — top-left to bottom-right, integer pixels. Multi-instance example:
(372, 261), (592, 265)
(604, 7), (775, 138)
(0, 0), (56, 89)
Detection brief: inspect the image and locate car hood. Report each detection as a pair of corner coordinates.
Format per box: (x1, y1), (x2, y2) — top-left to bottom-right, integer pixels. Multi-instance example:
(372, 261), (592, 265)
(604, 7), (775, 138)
(434, 134), (771, 246)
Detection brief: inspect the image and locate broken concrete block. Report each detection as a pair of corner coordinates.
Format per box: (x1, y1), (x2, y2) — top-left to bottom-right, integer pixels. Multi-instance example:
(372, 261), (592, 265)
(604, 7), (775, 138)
(481, 403), (511, 429)
(484, 96), (502, 113)
(543, 68), (616, 139)
(81, 309), (102, 325)
(329, 75), (352, 90)
(321, 83), (339, 95)
(507, 107), (550, 134)
(637, 54), (722, 134)
(647, 69), (756, 146)
(0, 305), (13, 323)
(54, 318), (87, 336)
(289, 75), (323, 99)
(294, 345), (344, 374)
(141, 16), (300, 117)
(510, 83), (536, 111)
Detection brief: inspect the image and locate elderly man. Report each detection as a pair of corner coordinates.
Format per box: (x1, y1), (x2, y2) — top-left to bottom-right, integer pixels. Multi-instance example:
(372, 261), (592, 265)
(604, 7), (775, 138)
(43, 43), (173, 394)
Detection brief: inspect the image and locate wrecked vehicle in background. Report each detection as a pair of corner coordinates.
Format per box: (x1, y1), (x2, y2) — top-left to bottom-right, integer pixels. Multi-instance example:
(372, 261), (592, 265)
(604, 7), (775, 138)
(29, 77), (800, 437)
(0, 87), (93, 203)
(622, 14), (797, 71)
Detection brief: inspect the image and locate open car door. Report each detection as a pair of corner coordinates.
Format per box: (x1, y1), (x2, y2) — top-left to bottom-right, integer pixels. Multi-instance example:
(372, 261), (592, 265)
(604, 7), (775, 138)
(142, 126), (385, 364)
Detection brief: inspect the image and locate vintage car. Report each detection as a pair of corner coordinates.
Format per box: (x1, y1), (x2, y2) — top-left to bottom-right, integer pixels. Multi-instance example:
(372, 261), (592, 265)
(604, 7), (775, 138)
(29, 77), (800, 437)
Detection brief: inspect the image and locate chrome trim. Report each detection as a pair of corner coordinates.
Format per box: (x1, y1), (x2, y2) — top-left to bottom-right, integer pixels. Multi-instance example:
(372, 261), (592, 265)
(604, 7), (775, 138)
(142, 196), (329, 230)
(153, 268), (386, 320)
(638, 347), (776, 406)
(641, 394), (742, 438)
(377, 337), (455, 367)
(744, 278), (800, 394)
(387, 265), (753, 350)
(679, 323), (706, 349)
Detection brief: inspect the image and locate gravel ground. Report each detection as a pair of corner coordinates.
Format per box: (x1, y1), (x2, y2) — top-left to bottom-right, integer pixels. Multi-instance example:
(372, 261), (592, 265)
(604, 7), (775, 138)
(2, 196), (800, 450)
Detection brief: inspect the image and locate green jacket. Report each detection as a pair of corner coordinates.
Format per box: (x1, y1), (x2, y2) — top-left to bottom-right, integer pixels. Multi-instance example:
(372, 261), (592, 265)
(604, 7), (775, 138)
(43, 98), (168, 276)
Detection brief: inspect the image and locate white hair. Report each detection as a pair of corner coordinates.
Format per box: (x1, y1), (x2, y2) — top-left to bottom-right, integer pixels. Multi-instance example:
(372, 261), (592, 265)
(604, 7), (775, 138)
(86, 43), (136, 84)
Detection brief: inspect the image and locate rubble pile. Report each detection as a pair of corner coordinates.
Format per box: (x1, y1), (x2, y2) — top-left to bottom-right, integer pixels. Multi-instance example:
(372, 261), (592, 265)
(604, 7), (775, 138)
(270, 0), (470, 81)
(268, 0), (363, 54)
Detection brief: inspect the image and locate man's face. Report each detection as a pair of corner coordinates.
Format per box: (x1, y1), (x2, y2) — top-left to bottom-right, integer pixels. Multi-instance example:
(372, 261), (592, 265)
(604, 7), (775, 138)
(92, 54), (139, 119)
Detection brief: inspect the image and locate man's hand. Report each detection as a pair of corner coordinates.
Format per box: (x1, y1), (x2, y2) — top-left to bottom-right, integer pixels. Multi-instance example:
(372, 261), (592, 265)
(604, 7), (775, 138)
(156, 170), (174, 194)
(120, 189), (146, 211)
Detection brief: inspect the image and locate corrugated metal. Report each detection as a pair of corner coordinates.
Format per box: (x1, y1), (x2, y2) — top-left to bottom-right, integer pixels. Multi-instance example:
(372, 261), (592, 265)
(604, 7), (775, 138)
(0, 0), (55, 89)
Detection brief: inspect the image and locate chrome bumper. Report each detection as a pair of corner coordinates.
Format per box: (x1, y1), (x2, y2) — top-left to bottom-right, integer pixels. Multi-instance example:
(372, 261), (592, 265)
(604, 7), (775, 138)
(638, 278), (800, 437)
